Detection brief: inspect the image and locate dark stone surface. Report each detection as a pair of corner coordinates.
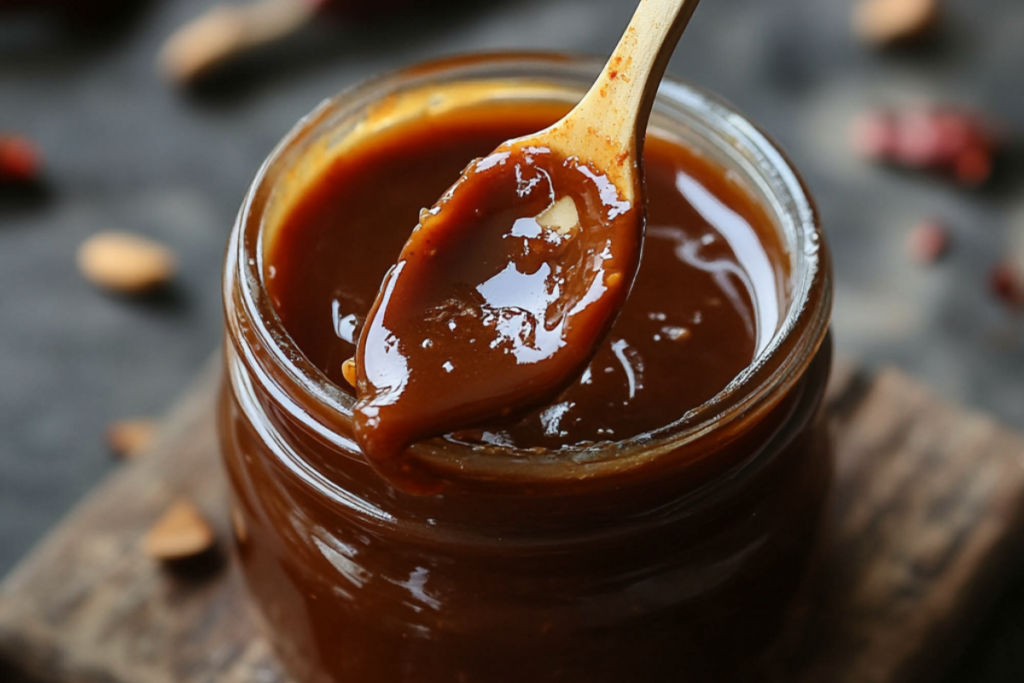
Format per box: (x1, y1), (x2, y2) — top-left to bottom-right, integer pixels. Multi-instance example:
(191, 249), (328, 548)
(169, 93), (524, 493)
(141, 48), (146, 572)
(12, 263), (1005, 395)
(0, 0), (1022, 680)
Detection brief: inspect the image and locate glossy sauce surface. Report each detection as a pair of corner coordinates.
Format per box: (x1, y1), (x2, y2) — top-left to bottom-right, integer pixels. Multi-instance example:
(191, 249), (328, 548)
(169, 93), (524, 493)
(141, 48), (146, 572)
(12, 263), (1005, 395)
(226, 94), (830, 683)
(352, 143), (640, 489)
(266, 104), (784, 459)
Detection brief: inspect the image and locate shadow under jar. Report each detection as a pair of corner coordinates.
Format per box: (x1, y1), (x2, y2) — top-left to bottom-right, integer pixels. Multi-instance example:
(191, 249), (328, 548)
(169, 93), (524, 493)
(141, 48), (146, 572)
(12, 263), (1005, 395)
(219, 53), (834, 683)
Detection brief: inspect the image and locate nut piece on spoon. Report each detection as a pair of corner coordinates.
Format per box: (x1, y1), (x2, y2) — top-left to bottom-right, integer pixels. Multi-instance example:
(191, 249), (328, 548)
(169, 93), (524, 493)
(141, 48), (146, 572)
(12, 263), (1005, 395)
(350, 0), (702, 493)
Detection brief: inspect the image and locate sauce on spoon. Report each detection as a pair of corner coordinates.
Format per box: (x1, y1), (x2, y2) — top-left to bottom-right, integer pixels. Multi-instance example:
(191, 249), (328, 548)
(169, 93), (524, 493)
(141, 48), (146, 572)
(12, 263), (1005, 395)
(351, 0), (702, 491)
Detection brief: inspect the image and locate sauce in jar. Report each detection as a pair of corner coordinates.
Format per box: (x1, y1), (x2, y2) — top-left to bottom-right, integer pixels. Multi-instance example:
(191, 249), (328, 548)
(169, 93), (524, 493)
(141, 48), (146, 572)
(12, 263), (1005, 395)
(268, 104), (776, 461)
(220, 54), (833, 683)
(347, 139), (642, 491)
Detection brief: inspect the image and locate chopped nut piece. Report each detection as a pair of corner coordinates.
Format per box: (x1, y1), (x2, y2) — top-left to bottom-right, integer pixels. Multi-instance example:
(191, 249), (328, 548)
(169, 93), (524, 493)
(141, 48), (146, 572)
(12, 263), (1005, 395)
(142, 499), (216, 561)
(342, 358), (357, 387)
(536, 196), (581, 236)
(107, 418), (158, 458)
(852, 0), (939, 47)
(77, 231), (177, 294)
(905, 220), (949, 264)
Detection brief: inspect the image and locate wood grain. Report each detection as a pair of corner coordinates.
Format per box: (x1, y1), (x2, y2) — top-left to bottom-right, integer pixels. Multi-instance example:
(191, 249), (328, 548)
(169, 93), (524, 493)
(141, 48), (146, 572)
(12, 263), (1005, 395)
(1, 360), (1023, 683)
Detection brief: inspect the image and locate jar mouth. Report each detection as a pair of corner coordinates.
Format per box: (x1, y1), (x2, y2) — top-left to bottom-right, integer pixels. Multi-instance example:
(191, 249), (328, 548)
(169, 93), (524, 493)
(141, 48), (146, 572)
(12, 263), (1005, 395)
(226, 52), (831, 484)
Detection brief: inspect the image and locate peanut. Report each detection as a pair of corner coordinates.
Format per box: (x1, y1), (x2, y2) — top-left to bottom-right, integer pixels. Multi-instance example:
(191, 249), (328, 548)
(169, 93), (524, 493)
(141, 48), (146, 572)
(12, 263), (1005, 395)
(142, 499), (216, 561)
(852, 0), (939, 47)
(106, 418), (158, 459)
(77, 231), (177, 294)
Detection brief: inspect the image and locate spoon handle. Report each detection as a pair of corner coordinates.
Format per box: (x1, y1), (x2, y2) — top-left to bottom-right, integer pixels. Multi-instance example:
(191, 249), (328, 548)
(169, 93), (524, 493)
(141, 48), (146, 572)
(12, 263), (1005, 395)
(558, 0), (700, 167)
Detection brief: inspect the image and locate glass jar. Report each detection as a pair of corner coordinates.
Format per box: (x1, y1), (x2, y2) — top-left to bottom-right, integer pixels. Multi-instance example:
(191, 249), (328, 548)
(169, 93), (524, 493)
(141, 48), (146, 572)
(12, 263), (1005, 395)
(219, 53), (833, 683)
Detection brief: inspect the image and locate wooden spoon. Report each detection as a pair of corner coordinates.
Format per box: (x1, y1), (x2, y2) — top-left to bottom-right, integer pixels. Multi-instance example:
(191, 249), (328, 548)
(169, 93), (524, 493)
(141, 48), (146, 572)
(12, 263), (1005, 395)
(528, 0), (702, 212)
(351, 0), (702, 492)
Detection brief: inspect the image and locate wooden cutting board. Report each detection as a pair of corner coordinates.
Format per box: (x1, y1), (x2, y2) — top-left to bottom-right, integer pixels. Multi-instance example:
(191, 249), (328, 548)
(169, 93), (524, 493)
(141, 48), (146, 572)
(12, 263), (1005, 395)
(1, 359), (1024, 683)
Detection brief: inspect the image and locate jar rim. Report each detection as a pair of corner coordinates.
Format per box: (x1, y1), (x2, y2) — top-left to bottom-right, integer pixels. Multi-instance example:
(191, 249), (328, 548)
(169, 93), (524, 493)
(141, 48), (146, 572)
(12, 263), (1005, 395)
(224, 51), (832, 487)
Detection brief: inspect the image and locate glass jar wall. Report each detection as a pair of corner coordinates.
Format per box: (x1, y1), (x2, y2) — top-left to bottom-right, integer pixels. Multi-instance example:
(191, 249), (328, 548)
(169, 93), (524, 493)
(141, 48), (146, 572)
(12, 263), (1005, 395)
(219, 54), (833, 683)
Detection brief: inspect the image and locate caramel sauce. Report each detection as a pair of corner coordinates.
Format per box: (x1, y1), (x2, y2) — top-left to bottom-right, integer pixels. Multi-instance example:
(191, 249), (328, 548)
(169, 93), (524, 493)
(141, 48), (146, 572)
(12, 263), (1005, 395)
(267, 103), (784, 467)
(222, 94), (829, 683)
(350, 143), (640, 490)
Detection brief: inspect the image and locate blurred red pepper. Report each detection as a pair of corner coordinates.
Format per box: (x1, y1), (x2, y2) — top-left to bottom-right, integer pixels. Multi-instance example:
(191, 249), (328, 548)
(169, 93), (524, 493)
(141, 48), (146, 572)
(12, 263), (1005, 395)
(851, 107), (1001, 187)
(0, 135), (42, 185)
(991, 262), (1024, 308)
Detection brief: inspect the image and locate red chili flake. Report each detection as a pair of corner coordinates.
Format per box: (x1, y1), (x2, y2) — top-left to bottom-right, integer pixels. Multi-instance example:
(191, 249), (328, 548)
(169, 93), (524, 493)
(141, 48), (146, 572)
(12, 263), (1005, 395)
(0, 135), (42, 184)
(851, 107), (1000, 187)
(990, 261), (1024, 308)
(905, 219), (949, 264)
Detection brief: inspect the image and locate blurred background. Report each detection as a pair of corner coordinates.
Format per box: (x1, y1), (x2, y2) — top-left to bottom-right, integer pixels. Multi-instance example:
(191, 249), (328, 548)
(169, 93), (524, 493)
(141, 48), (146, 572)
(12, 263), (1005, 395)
(0, 0), (1022, 679)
